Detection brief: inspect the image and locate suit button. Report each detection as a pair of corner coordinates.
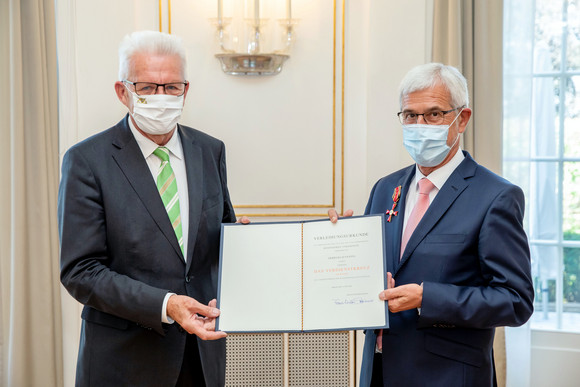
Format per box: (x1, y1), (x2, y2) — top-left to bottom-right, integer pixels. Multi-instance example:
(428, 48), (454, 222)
(185, 275), (191, 283)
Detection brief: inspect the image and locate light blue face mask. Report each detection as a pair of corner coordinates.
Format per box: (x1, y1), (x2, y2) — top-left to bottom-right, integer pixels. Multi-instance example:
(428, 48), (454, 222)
(402, 110), (462, 167)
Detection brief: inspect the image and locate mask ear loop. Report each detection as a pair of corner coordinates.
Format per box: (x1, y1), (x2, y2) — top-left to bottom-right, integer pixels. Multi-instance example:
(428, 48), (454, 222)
(447, 108), (465, 149)
(123, 84), (137, 116)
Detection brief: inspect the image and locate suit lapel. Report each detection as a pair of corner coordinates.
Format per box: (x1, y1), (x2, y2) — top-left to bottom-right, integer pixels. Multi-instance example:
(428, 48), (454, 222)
(398, 153), (477, 269)
(179, 126), (204, 273)
(111, 117), (185, 262)
(389, 169), (415, 276)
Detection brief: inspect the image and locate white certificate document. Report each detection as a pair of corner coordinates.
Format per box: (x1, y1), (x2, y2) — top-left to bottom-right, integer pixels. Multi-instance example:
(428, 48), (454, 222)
(217, 214), (388, 333)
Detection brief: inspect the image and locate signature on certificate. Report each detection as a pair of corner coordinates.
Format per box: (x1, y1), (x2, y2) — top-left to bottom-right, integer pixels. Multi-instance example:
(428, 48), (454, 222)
(333, 297), (374, 305)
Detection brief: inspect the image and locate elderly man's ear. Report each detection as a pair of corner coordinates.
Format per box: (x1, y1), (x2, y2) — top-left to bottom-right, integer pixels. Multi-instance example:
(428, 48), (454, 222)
(114, 81), (131, 109)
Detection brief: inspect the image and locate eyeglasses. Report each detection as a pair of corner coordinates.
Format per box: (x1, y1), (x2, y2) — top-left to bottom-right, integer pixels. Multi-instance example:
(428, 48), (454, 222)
(397, 106), (464, 125)
(123, 80), (188, 96)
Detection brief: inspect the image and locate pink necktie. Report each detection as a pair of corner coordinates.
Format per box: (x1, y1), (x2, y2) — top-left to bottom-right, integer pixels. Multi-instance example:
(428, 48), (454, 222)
(377, 178), (435, 352)
(400, 178), (435, 258)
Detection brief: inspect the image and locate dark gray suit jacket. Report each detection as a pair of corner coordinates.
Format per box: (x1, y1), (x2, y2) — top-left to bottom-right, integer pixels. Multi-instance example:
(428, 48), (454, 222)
(58, 115), (236, 386)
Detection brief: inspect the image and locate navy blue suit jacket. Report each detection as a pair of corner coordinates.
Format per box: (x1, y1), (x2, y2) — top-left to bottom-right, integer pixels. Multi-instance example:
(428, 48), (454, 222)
(58, 116), (236, 386)
(359, 152), (533, 387)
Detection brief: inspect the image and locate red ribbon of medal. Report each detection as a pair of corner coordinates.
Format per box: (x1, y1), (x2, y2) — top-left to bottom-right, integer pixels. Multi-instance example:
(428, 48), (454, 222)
(386, 185), (402, 222)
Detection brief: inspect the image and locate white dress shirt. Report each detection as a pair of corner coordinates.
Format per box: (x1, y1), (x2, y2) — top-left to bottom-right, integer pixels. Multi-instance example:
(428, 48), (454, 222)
(129, 118), (190, 324)
(401, 148), (465, 236)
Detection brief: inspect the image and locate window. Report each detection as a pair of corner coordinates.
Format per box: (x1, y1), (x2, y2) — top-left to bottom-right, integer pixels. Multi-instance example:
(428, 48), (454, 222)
(504, 0), (580, 331)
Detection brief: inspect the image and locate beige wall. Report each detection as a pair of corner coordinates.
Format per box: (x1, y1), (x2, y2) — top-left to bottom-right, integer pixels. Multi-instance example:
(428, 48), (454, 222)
(57, 0), (431, 213)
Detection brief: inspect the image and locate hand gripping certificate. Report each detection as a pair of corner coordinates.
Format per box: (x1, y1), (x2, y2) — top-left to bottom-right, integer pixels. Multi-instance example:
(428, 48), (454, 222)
(217, 214), (388, 333)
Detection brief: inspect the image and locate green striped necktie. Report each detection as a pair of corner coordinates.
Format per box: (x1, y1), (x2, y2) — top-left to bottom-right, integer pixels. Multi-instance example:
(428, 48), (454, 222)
(153, 147), (184, 256)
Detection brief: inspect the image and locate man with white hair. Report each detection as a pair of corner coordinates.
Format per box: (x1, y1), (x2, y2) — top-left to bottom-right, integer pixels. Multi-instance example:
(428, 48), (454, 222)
(330, 63), (534, 386)
(59, 30), (240, 386)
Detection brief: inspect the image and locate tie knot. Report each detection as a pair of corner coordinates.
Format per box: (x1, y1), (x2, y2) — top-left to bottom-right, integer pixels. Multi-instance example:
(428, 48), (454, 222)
(153, 147), (170, 162)
(418, 178), (435, 195)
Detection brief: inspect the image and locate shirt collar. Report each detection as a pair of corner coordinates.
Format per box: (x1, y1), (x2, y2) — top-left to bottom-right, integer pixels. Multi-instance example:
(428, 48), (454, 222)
(413, 147), (465, 190)
(128, 117), (184, 160)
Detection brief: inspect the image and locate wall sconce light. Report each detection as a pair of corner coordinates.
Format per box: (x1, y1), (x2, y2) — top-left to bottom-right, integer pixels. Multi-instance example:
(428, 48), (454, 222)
(213, 0), (296, 76)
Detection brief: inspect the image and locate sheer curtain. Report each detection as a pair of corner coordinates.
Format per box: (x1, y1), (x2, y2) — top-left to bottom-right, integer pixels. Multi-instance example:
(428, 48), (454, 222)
(430, 1), (531, 386)
(502, 0), (535, 385)
(0, 0), (63, 386)
(432, 0), (503, 174)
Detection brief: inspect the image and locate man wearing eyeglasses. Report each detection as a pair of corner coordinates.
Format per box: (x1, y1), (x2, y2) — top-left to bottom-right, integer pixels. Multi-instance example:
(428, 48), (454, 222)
(330, 63), (534, 386)
(58, 30), (242, 386)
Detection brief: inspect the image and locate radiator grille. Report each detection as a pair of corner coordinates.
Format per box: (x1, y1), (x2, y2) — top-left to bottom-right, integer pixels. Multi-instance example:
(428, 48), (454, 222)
(288, 332), (350, 387)
(225, 333), (285, 386)
(224, 331), (351, 386)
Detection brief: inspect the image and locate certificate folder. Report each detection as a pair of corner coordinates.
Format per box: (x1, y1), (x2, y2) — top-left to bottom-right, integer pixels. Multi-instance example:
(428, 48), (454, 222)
(217, 214), (388, 333)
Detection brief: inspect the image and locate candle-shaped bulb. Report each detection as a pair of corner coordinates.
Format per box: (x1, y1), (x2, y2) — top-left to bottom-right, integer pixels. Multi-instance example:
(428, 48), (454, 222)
(254, 0), (260, 25)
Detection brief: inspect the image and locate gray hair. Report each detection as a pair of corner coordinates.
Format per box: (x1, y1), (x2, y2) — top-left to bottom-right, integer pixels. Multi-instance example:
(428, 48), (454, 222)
(398, 63), (469, 109)
(118, 30), (187, 81)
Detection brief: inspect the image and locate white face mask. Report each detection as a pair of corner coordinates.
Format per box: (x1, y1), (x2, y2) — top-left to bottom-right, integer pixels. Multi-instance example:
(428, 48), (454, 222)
(128, 90), (184, 135)
(402, 109), (463, 167)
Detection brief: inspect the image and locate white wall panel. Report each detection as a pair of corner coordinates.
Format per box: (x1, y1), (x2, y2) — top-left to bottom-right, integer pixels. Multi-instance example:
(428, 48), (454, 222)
(173, 0), (338, 214)
(531, 330), (580, 387)
(365, 0), (429, 191)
